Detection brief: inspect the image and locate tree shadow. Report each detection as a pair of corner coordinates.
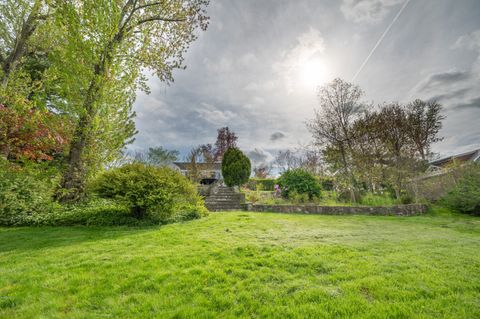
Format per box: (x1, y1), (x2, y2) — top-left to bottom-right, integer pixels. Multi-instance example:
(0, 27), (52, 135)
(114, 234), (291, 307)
(0, 226), (159, 254)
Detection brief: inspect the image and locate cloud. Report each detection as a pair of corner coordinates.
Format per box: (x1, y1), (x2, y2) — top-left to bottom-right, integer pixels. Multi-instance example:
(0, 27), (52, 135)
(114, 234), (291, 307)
(341, 0), (403, 25)
(452, 30), (480, 51)
(247, 148), (275, 166)
(270, 132), (286, 141)
(129, 0), (480, 160)
(413, 30), (480, 110)
(411, 29), (480, 154)
(275, 27), (326, 93)
(195, 102), (237, 125)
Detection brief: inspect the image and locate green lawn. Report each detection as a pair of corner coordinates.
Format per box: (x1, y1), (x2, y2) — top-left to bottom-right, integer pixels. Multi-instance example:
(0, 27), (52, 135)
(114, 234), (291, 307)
(1, 211), (479, 318)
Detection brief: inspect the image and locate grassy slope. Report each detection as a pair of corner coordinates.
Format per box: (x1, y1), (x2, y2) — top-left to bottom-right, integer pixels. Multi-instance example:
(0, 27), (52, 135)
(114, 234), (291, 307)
(0, 211), (479, 318)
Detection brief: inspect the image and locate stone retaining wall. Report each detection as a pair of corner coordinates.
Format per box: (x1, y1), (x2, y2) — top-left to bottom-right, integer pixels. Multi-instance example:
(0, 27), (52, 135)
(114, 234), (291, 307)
(245, 203), (428, 216)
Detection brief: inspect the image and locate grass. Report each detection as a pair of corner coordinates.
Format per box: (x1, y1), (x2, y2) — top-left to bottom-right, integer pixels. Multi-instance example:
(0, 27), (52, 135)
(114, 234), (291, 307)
(1, 211), (479, 318)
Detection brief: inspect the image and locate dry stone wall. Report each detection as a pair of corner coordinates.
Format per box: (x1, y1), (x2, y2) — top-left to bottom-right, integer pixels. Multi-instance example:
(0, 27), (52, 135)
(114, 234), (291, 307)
(246, 203), (428, 216)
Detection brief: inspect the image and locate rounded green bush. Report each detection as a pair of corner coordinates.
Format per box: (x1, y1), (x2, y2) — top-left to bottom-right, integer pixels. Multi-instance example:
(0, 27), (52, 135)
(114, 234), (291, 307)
(276, 168), (321, 200)
(221, 148), (251, 187)
(93, 163), (207, 222)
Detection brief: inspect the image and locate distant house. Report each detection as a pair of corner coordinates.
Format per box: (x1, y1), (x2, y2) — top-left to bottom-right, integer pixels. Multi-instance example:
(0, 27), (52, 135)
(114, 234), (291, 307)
(171, 162), (222, 184)
(410, 148), (480, 200)
(426, 148), (480, 176)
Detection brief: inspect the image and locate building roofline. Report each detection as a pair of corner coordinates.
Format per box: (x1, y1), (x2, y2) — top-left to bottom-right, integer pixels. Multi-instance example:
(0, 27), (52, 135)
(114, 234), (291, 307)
(429, 148), (480, 166)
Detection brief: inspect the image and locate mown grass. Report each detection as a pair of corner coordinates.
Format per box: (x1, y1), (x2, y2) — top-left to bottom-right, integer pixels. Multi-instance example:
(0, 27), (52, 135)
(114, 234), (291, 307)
(1, 211), (479, 318)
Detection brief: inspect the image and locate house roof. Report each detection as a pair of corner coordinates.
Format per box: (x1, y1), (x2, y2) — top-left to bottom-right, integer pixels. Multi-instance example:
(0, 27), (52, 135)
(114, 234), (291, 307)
(173, 162), (222, 170)
(429, 149), (480, 167)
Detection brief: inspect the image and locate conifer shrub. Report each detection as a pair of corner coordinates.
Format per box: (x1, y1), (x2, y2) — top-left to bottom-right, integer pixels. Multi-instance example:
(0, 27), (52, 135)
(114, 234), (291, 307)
(221, 148), (251, 187)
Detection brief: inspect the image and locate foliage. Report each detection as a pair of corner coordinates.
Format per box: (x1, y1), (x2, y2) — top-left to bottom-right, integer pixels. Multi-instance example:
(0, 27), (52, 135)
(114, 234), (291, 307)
(359, 192), (399, 206)
(214, 126), (237, 161)
(0, 158), (60, 226)
(0, 104), (71, 160)
(221, 147), (251, 187)
(318, 176), (334, 191)
(247, 178), (275, 191)
(441, 164), (480, 215)
(288, 190), (310, 204)
(147, 146), (180, 166)
(406, 99), (444, 160)
(52, 0), (209, 202)
(275, 147), (323, 175)
(307, 79), (444, 201)
(307, 78), (363, 201)
(253, 165), (270, 178)
(93, 163), (207, 222)
(0, 0), (50, 84)
(276, 168), (321, 199)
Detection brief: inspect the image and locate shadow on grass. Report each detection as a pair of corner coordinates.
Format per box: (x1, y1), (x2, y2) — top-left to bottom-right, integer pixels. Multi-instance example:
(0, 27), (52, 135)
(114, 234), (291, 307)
(0, 226), (159, 253)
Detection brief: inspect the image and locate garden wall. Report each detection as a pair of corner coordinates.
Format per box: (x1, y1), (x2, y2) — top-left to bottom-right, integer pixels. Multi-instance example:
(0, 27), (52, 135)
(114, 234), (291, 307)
(246, 203), (428, 216)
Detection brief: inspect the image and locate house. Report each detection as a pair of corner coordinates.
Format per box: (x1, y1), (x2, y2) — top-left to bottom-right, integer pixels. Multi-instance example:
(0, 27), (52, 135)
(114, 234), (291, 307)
(426, 148), (480, 176)
(171, 162), (222, 184)
(410, 148), (480, 201)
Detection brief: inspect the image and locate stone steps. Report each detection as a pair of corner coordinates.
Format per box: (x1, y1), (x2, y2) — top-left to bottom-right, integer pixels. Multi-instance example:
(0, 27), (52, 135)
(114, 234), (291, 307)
(204, 186), (246, 211)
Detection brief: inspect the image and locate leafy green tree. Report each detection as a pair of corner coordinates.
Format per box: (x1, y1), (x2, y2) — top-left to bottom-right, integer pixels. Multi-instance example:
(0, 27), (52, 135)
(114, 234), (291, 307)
(53, 0), (209, 202)
(0, 0), (60, 112)
(147, 146), (179, 166)
(0, 0), (50, 84)
(276, 169), (321, 200)
(221, 147), (251, 187)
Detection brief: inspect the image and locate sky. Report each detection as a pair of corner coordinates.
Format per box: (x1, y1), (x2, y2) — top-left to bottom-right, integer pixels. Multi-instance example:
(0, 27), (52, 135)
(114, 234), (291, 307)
(132, 0), (480, 166)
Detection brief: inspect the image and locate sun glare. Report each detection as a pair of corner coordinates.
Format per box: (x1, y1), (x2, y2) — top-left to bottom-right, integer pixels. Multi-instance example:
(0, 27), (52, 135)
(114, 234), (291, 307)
(299, 59), (328, 89)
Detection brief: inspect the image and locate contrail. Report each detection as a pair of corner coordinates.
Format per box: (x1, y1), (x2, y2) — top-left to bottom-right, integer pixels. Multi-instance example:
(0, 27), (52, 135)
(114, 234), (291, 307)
(352, 0), (412, 81)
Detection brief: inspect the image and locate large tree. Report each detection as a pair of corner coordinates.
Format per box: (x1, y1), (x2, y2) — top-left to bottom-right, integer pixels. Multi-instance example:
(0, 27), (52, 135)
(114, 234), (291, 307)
(307, 78), (364, 202)
(54, 0), (209, 202)
(405, 99), (444, 160)
(349, 101), (442, 199)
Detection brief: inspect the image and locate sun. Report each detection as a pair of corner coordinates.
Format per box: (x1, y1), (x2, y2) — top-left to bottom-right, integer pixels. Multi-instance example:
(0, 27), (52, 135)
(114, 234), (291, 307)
(298, 58), (328, 89)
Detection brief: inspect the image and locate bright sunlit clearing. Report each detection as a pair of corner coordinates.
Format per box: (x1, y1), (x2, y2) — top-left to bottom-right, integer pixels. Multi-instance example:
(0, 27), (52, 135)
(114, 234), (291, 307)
(299, 59), (328, 89)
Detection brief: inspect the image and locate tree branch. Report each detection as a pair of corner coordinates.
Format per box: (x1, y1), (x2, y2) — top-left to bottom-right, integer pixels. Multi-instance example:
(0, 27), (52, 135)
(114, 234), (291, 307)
(133, 2), (163, 12)
(137, 15), (186, 26)
(126, 15), (186, 32)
